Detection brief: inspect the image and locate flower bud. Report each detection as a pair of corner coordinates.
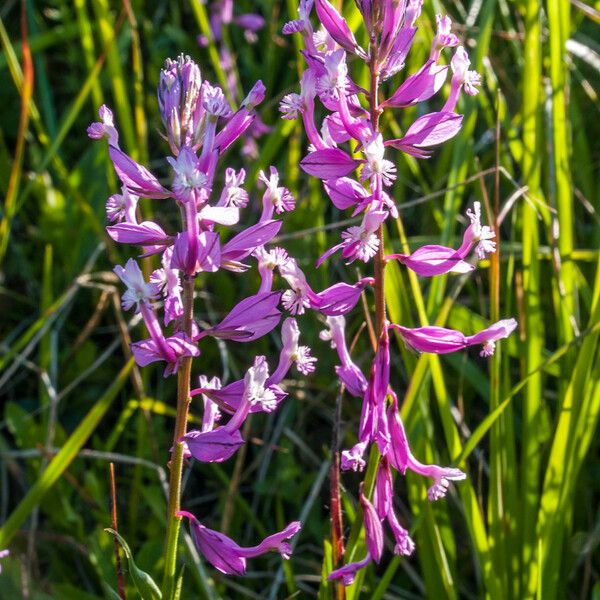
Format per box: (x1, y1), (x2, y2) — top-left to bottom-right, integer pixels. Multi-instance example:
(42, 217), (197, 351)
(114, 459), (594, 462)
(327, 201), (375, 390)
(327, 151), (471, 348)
(158, 55), (202, 151)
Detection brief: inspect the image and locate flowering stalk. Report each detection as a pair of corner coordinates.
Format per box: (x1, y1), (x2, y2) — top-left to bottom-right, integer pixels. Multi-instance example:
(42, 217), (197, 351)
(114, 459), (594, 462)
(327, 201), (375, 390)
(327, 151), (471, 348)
(282, 0), (515, 586)
(89, 53), (345, 596)
(162, 276), (194, 598)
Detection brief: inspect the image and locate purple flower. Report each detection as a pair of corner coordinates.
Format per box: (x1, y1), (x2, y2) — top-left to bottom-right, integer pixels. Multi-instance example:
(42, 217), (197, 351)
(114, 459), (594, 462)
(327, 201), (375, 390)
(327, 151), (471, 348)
(386, 509), (415, 556)
(150, 247), (183, 325)
(323, 176), (370, 210)
(158, 55), (202, 151)
(87, 104), (119, 146)
(218, 168), (249, 208)
(390, 317), (517, 357)
(360, 485), (384, 562)
(430, 14), (459, 61)
(443, 46), (482, 112)
(387, 111), (463, 158)
(131, 332), (199, 377)
(383, 61), (448, 109)
(207, 292), (282, 342)
(105, 186), (139, 224)
(182, 426), (244, 463)
(279, 258), (313, 315)
(253, 246), (289, 293)
(234, 13), (265, 33)
(106, 221), (172, 247)
(317, 208), (388, 266)
(183, 356), (279, 462)
(327, 553), (371, 586)
(179, 511), (301, 575)
(269, 318), (317, 382)
(259, 167), (296, 218)
(167, 146), (208, 204)
(113, 259), (160, 312)
(386, 395), (466, 500)
(300, 148), (360, 179)
(220, 220), (282, 270)
(373, 457), (393, 519)
(360, 134), (397, 187)
(388, 245), (474, 276)
(320, 316), (367, 397)
(462, 201), (496, 259)
(341, 441), (368, 472)
(465, 318), (518, 357)
(108, 146), (171, 199)
(315, 0), (367, 58)
(311, 277), (374, 316)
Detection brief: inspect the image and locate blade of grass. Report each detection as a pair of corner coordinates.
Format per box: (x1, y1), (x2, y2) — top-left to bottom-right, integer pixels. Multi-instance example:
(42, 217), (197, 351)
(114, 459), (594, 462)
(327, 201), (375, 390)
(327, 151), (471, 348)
(520, 3), (546, 596)
(0, 357), (135, 548)
(547, 0), (577, 344)
(0, 2), (33, 268)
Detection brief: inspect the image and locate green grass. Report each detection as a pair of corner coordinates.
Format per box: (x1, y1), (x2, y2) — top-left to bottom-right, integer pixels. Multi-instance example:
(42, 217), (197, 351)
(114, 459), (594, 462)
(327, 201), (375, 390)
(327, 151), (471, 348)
(0, 1), (599, 598)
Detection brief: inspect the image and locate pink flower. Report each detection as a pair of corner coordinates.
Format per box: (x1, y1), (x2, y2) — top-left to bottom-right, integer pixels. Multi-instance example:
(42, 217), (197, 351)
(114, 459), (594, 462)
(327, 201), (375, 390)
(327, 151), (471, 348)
(390, 317), (517, 357)
(113, 259), (160, 312)
(87, 104), (119, 146)
(443, 46), (482, 112)
(179, 511), (301, 576)
(360, 486), (384, 562)
(327, 553), (372, 586)
(383, 61), (448, 109)
(269, 318), (317, 382)
(259, 166), (296, 218)
(300, 148), (360, 179)
(320, 316), (367, 397)
(131, 332), (199, 377)
(311, 278), (374, 316)
(108, 146), (171, 199)
(207, 292), (282, 342)
(315, 0), (367, 58)
(388, 245), (474, 276)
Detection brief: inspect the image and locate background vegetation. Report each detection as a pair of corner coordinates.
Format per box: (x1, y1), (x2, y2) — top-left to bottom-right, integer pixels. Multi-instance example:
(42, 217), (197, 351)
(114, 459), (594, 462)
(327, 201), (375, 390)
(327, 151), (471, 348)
(1, 0), (599, 598)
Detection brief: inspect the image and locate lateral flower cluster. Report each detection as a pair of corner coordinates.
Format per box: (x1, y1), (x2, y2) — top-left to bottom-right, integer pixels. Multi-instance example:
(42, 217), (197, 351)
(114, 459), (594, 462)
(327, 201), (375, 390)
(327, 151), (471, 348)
(282, 0), (516, 584)
(88, 53), (379, 577)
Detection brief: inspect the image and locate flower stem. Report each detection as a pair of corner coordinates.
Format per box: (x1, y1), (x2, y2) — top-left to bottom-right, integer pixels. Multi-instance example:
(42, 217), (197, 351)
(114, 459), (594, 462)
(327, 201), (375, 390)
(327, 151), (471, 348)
(369, 34), (386, 337)
(162, 276), (195, 600)
(330, 390), (346, 600)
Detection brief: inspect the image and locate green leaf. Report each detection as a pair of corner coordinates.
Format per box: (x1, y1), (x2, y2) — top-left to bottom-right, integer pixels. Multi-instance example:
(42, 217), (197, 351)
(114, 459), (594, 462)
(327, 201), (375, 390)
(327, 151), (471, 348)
(104, 528), (162, 600)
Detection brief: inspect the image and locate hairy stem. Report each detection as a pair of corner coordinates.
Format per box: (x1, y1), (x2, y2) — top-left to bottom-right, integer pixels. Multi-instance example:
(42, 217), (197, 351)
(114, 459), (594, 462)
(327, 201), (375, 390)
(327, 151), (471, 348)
(162, 276), (195, 599)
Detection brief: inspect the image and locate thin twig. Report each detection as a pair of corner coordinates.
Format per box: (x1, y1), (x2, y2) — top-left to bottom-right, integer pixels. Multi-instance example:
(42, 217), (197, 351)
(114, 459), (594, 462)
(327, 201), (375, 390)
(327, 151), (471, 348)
(110, 463), (126, 600)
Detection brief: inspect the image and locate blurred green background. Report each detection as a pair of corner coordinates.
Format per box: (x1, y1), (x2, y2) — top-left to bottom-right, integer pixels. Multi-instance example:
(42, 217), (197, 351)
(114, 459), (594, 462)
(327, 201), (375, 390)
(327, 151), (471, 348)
(1, 0), (599, 598)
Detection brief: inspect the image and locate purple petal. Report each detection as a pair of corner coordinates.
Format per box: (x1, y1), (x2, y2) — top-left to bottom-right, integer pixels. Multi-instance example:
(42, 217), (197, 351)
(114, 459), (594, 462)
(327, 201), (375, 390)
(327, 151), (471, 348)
(384, 61), (448, 108)
(198, 231), (221, 273)
(393, 244), (474, 276)
(396, 112), (463, 148)
(214, 109), (254, 153)
(311, 279), (372, 316)
(327, 553), (372, 586)
(360, 488), (384, 562)
(182, 427), (244, 462)
(324, 177), (369, 210)
(108, 146), (171, 199)
(221, 220), (282, 263)
(300, 148), (360, 179)
(106, 221), (170, 245)
(209, 292), (282, 342)
(391, 324), (468, 354)
(315, 0), (367, 57)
